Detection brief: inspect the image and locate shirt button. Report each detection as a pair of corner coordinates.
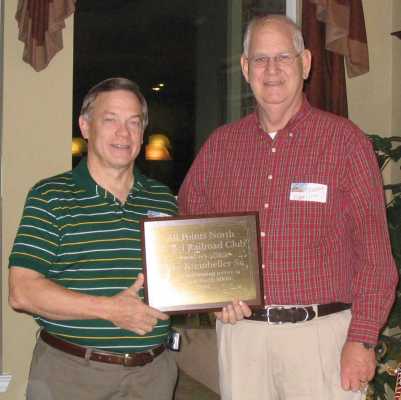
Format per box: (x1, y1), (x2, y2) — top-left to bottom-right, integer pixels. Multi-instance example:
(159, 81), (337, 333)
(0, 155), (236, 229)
(289, 132), (293, 137)
(260, 231), (266, 237)
(264, 203), (269, 208)
(264, 295), (267, 300)
(271, 147), (276, 153)
(262, 263), (265, 269)
(268, 175), (273, 180)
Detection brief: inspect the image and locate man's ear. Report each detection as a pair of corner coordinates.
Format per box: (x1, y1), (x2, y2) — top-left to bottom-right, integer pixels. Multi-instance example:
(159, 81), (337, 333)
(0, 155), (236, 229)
(79, 116), (90, 140)
(302, 49), (312, 80)
(240, 54), (250, 83)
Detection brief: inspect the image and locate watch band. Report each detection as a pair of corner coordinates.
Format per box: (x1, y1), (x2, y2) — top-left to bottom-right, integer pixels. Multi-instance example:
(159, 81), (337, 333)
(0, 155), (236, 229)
(362, 342), (376, 350)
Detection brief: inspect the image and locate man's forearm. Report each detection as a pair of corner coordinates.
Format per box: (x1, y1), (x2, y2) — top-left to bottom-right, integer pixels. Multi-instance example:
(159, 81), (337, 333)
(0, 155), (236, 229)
(9, 267), (167, 335)
(9, 267), (110, 321)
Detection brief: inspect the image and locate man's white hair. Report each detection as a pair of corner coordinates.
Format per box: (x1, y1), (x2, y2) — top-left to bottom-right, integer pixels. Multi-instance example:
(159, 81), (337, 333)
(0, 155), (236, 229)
(243, 14), (305, 57)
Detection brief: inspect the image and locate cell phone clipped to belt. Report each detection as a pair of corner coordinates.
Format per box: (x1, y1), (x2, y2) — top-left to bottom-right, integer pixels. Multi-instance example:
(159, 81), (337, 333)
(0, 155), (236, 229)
(166, 330), (181, 351)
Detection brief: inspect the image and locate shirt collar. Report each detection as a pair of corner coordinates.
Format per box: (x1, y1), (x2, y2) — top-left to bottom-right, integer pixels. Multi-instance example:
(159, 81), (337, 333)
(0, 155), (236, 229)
(72, 157), (149, 200)
(285, 96), (313, 130)
(252, 96), (313, 133)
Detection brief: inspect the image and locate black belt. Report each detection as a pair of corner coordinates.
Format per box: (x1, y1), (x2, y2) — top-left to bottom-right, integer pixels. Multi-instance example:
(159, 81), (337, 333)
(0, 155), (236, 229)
(40, 330), (165, 367)
(245, 302), (351, 324)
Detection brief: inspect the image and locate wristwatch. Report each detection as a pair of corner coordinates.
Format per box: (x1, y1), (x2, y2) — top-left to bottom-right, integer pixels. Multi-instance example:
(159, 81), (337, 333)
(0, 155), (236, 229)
(362, 342), (376, 350)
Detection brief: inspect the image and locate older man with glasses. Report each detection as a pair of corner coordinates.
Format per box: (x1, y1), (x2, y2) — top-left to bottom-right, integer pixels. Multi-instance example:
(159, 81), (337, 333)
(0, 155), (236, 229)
(179, 14), (398, 400)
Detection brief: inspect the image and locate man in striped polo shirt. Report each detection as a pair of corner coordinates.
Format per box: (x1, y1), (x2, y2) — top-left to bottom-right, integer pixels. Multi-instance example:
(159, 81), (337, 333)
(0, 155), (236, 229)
(9, 78), (178, 400)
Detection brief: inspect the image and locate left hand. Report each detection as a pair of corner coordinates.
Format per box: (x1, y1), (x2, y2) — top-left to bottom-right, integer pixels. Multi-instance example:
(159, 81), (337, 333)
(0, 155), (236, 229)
(214, 300), (252, 324)
(340, 341), (376, 392)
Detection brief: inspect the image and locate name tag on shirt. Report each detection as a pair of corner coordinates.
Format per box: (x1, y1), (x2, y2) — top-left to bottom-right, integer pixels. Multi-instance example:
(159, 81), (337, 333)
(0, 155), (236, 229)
(289, 183), (328, 203)
(147, 210), (171, 218)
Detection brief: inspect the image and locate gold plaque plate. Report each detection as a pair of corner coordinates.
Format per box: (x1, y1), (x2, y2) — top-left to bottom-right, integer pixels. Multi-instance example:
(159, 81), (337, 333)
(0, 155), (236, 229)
(141, 213), (263, 313)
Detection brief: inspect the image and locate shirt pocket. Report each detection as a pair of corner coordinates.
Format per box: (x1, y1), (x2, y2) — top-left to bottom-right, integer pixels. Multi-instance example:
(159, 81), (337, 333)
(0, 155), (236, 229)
(285, 191), (329, 249)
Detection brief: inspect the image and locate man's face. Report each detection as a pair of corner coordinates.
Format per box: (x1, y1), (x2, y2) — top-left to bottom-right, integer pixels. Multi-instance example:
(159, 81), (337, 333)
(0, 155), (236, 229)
(79, 90), (144, 173)
(241, 20), (311, 113)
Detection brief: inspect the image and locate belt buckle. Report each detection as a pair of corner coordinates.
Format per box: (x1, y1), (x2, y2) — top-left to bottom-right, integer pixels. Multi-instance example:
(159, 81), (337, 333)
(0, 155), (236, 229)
(123, 353), (134, 367)
(298, 306), (310, 322)
(266, 306), (282, 324)
(266, 306), (310, 324)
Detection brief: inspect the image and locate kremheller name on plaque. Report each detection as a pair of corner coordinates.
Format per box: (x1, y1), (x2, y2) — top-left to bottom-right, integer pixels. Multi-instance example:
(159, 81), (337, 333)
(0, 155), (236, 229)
(141, 212), (264, 313)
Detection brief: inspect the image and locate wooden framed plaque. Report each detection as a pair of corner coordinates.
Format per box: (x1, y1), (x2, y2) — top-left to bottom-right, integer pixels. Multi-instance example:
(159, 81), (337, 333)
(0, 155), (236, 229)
(141, 212), (263, 313)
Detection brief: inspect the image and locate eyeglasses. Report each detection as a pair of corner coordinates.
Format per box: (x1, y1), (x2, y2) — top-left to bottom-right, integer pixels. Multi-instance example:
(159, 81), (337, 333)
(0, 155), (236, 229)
(247, 52), (301, 68)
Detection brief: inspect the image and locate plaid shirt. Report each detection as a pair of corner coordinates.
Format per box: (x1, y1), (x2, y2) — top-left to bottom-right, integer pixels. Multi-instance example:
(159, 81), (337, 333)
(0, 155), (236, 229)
(178, 99), (398, 344)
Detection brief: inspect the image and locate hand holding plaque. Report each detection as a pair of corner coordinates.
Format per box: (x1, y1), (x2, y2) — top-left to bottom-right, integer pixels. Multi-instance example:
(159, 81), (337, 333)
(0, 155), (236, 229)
(141, 213), (264, 313)
(214, 299), (253, 324)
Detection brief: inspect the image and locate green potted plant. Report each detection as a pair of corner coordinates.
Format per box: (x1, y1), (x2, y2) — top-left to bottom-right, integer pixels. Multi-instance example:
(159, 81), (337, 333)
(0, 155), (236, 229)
(366, 134), (401, 399)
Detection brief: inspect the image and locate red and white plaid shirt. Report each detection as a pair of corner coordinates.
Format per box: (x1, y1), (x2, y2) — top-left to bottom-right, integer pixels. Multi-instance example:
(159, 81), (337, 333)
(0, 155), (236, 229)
(178, 99), (398, 344)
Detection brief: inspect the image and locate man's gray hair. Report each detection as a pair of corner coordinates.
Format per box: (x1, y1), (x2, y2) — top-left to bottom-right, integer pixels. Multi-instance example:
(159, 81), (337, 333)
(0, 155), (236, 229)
(80, 77), (149, 129)
(243, 14), (305, 57)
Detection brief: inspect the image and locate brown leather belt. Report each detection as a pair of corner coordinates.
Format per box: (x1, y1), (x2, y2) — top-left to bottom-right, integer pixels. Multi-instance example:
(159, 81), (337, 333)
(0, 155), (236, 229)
(245, 302), (351, 324)
(40, 330), (165, 367)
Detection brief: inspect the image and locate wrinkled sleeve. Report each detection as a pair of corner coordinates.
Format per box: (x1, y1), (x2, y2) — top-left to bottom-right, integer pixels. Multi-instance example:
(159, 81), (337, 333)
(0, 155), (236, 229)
(343, 131), (398, 344)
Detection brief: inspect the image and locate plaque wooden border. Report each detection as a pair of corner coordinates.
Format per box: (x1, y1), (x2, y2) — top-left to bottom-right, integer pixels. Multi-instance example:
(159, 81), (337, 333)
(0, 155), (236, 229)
(141, 212), (264, 314)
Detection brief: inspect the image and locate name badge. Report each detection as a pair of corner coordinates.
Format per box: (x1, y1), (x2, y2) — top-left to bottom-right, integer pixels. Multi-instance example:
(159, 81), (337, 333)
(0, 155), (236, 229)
(289, 183), (327, 203)
(147, 210), (171, 218)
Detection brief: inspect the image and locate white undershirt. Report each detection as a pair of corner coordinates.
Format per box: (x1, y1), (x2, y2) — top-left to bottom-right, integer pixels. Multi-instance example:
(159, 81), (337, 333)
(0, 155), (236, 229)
(268, 131), (277, 139)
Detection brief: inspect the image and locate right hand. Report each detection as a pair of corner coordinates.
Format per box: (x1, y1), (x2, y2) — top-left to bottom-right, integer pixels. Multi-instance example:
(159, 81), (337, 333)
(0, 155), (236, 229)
(214, 300), (251, 324)
(106, 273), (168, 335)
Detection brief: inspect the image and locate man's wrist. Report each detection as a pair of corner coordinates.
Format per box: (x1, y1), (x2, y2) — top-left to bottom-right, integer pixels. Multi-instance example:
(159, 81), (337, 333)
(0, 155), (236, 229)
(361, 342), (376, 350)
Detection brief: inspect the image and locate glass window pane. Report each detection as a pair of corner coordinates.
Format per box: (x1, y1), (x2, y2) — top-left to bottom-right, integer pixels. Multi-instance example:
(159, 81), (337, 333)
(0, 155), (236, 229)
(73, 0), (286, 193)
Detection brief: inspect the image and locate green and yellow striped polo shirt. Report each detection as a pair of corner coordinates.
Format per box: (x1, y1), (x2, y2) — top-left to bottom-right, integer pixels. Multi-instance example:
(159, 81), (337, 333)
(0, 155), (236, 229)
(9, 158), (177, 353)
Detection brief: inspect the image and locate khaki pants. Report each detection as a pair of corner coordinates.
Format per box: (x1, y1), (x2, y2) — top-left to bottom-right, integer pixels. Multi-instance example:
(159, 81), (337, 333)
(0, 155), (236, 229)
(217, 310), (366, 400)
(26, 337), (178, 400)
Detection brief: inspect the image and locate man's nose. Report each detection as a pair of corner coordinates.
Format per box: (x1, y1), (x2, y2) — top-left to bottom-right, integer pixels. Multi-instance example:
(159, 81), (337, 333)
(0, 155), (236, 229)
(116, 121), (130, 136)
(264, 57), (280, 72)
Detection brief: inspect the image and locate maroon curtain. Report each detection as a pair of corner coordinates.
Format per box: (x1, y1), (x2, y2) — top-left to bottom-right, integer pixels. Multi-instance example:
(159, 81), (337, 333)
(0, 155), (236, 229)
(302, 0), (369, 117)
(16, 0), (76, 72)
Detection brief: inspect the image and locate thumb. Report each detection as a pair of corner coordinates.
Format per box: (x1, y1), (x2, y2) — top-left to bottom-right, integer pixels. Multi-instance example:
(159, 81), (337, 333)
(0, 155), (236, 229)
(131, 273), (145, 294)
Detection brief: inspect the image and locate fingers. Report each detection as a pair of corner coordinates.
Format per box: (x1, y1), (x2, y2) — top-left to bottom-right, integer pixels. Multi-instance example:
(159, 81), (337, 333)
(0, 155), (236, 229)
(366, 363), (376, 381)
(340, 371), (351, 391)
(131, 273), (145, 294)
(130, 273), (168, 320)
(126, 301), (168, 332)
(239, 300), (252, 317)
(119, 305), (167, 335)
(222, 304), (236, 324)
(341, 375), (362, 392)
(218, 300), (251, 324)
(147, 306), (169, 321)
(107, 279), (168, 334)
(214, 311), (223, 321)
(341, 372), (369, 392)
(134, 311), (159, 334)
(340, 341), (376, 392)
(341, 365), (368, 392)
